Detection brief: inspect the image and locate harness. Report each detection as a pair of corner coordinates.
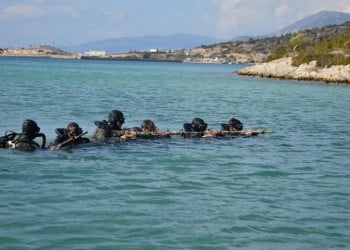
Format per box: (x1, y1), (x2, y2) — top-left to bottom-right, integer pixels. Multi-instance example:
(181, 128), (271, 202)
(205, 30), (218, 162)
(8, 132), (46, 150)
(0, 131), (17, 148)
(95, 120), (124, 138)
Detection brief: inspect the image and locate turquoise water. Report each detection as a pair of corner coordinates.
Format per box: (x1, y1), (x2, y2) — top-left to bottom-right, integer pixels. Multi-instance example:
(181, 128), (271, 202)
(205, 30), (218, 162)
(0, 57), (349, 249)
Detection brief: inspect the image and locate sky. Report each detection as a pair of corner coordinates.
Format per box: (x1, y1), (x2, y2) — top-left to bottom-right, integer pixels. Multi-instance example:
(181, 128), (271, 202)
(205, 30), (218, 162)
(0, 0), (350, 47)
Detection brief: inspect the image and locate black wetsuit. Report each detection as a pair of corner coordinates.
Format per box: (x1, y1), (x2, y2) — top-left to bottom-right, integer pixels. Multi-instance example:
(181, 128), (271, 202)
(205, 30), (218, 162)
(52, 128), (90, 148)
(7, 133), (45, 151)
(183, 123), (205, 137)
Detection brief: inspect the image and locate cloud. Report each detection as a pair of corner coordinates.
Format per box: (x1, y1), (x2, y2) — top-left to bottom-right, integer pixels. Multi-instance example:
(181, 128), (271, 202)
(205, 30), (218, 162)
(94, 8), (124, 21)
(0, 2), (78, 20)
(212, 0), (269, 36)
(274, 4), (289, 19)
(47, 5), (78, 17)
(1, 4), (42, 19)
(110, 11), (124, 21)
(214, 0), (241, 13)
(211, 0), (241, 34)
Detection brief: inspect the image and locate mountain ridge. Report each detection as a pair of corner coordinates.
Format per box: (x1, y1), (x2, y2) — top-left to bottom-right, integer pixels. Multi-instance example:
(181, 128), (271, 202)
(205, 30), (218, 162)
(67, 33), (222, 54)
(67, 11), (350, 54)
(274, 10), (350, 35)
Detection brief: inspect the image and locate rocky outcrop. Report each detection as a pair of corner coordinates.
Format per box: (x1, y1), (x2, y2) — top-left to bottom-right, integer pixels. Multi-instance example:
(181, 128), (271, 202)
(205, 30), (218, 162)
(188, 46), (267, 63)
(0, 46), (80, 59)
(236, 57), (350, 84)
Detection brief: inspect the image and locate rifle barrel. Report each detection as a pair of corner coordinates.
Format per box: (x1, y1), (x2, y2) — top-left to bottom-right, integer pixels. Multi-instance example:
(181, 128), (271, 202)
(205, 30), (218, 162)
(59, 131), (88, 148)
(109, 129), (272, 138)
(133, 129), (272, 137)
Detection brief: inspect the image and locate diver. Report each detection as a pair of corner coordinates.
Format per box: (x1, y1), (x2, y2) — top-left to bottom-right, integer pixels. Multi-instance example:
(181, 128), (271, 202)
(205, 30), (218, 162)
(133, 119), (156, 132)
(221, 117), (243, 131)
(131, 119), (170, 139)
(120, 119), (157, 140)
(50, 122), (90, 150)
(92, 109), (125, 140)
(182, 117), (216, 137)
(183, 117), (207, 133)
(3, 119), (46, 151)
(140, 119), (157, 132)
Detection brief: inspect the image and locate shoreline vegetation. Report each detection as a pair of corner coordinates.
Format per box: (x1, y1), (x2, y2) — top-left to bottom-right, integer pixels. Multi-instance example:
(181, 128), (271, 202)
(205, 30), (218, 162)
(1, 22), (349, 84)
(239, 22), (350, 84)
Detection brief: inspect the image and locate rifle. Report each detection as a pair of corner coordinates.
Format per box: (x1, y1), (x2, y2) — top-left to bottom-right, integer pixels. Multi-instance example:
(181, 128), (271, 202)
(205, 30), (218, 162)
(170, 129), (273, 137)
(212, 129), (273, 136)
(51, 131), (88, 150)
(111, 129), (171, 140)
(110, 129), (272, 138)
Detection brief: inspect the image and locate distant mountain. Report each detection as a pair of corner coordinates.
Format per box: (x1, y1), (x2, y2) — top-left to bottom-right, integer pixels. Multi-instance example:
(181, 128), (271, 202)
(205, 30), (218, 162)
(67, 34), (222, 54)
(274, 10), (350, 35)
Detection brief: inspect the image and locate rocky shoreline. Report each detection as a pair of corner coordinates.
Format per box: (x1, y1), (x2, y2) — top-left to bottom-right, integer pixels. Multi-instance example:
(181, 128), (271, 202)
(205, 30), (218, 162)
(236, 57), (350, 84)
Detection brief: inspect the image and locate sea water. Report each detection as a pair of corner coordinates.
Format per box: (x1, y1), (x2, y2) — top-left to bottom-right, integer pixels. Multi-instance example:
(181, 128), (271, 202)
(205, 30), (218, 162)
(0, 57), (349, 249)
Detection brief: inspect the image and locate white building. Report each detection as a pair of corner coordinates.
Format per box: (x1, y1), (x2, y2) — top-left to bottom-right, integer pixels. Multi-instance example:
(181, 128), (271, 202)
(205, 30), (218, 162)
(83, 50), (106, 56)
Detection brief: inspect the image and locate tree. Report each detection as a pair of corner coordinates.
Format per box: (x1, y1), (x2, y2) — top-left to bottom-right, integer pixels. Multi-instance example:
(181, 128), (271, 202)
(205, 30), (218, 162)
(289, 33), (308, 51)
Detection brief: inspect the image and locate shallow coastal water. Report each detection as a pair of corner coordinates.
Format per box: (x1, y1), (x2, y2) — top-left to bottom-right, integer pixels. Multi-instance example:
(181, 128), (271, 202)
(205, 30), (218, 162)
(0, 57), (349, 249)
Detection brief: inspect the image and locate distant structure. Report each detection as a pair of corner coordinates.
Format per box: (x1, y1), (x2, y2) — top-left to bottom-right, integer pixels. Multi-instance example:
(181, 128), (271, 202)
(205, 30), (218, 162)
(83, 50), (106, 56)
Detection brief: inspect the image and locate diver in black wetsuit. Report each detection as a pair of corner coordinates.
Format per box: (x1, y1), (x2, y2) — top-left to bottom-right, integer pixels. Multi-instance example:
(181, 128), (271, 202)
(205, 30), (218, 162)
(221, 117), (243, 131)
(131, 119), (170, 139)
(50, 122), (90, 150)
(183, 117), (209, 137)
(92, 109), (125, 140)
(2, 119), (46, 151)
(133, 119), (157, 132)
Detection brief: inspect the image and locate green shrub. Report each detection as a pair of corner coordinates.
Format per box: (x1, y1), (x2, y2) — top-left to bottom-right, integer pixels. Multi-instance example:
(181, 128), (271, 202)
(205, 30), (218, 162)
(267, 45), (287, 62)
(291, 27), (350, 66)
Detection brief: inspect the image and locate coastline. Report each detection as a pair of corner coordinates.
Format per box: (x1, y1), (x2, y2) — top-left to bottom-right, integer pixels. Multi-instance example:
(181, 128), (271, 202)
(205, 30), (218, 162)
(236, 57), (350, 84)
(2, 47), (350, 85)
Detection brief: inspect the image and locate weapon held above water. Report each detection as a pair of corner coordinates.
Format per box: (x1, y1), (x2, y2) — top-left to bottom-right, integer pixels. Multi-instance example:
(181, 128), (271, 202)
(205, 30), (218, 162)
(110, 129), (273, 138)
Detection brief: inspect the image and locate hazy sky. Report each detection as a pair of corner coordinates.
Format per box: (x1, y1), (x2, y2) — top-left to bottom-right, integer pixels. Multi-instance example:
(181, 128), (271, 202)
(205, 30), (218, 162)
(1, 0), (350, 47)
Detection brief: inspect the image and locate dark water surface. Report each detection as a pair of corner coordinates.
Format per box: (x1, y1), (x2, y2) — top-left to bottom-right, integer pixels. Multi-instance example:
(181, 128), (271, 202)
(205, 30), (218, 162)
(0, 57), (349, 249)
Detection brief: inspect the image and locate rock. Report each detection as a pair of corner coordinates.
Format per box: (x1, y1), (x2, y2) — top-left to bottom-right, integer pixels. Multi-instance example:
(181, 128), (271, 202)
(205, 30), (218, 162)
(236, 57), (350, 84)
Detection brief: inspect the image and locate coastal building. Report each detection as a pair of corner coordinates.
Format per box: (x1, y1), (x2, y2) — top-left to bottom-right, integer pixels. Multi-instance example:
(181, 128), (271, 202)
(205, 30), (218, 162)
(83, 50), (106, 56)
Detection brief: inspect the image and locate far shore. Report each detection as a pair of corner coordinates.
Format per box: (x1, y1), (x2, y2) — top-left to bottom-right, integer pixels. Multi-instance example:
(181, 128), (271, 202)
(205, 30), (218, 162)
(0, 54), (81, 59)
(236, 57), (350, 85)
(2, 47), (350, 85)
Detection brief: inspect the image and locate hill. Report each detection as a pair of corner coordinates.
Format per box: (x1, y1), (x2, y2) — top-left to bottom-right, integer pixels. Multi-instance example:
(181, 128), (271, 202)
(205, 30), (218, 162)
(274, 10), (350, 35)
(186, 10), (350, 64)
(66, 10), (350, 62)
(235, 24), (350, 84)
(234, 12), (350, 84)
(67, 34), (222, 54)
(188, 21), (350, 64)
(0, 44), (78, 59)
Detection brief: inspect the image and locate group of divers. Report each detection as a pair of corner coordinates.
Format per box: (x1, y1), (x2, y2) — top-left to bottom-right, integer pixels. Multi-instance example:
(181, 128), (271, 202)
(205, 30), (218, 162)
(0, 109), (272, 151)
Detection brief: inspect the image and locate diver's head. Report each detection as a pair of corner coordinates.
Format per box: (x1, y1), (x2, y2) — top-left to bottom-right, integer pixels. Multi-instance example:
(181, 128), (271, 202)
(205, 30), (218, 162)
(228, 118), (243, 131)
(141, 120), (156, 132)
(66, 122), (82, 137)
(108, 110), (125, 129)
(191, 118), (207, 132)
(22, 119), (40, 139)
